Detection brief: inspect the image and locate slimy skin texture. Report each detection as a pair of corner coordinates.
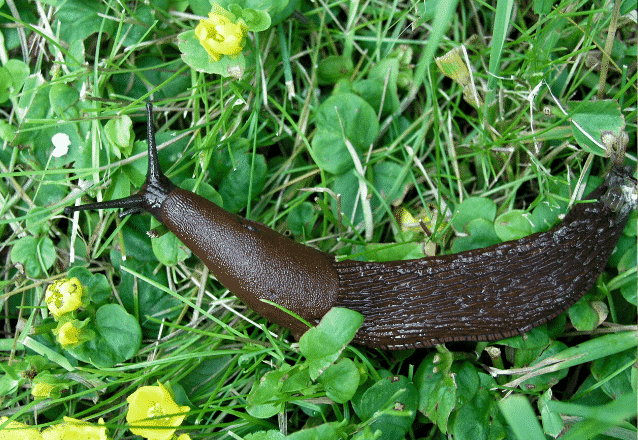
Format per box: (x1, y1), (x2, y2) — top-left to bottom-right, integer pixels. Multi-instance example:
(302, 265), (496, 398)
(161, 189), (339, 338)
(64, 104), (637, 349)
(333, 177), (632, 349)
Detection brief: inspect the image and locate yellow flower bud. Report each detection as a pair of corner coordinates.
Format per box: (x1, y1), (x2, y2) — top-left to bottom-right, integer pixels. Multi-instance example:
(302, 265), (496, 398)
(53, 321), (81, 348)
(45, 277), (83, 318)
(126, 382), (190, 440)
(40, 417), (108, 440)
(0, 416), (43, 440)
(195, 11), (246, 62)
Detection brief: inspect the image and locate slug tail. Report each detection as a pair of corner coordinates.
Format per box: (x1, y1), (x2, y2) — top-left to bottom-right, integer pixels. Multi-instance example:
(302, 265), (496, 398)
(334, 166), (636, 350)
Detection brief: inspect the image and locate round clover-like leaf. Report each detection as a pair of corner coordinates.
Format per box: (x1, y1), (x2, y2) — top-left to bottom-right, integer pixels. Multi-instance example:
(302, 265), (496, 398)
(494, 209), (534, 241)
(356, 375), (418, 440)
(318, 358), (360, 403)
(311, 94), (379, 175)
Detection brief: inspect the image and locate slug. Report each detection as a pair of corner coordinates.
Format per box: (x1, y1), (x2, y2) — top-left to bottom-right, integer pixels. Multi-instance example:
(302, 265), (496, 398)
(64, 104), (637, 350)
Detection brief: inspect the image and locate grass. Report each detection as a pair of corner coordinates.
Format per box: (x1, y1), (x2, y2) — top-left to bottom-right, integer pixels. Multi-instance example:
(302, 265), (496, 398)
(0, 0), (636, 439)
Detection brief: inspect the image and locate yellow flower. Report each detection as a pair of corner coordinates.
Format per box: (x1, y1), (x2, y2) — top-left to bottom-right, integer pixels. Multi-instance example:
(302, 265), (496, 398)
(195, 10), (246, 62)
(177, 435), (192, 440)
(41, 417), (108, 440)
(126, 382), (190, 440)
(0, 416), (43, 440)
(52, 321), (81, 348)
(45, 277), (83, 318)
(31, 382), (56, 399)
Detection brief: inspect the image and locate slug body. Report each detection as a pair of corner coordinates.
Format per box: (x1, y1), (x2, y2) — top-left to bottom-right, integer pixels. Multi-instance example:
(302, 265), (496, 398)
(65, 104), (637, 349)
(161, 189), (339, 337)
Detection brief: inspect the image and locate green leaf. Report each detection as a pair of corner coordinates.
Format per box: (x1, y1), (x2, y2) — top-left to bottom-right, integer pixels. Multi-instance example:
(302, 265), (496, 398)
(318, 358), (359, 403)
(0, 369), (23, 396)
(450, 362), (480, 408)
(356, 375), (418, 440)
(244, 431), (286, 440)
(218, 153), (267, 213)
(451, 387), (493, 440)
(530, 198), (566, 232)
(450, 217), (501, 253)
(538, 389), (564, 437)
(621, 210), (637, 236)
(299, 308), (363, 359)
(351, 78), (383, 109)
(352, 427), (382, 440)
(104, 115), (134, 158)
(330, 171), (364, 225)
(494, 210), (534, 241)
(179, 356), (233, 395)
(121, 4), (155, 47)
(241, 8), (271, 31)
(0, 67), (11, 103)
(364, 242), (426, 262)
(367, 58), (400, 114)
(247, 366), (290, 418)
(0, 59), (28, 103)
(534, 0), (553, 15)
(57, 0), (117, 43)
(10, 236), (56, 278)
(25, 207), (50, 236)
(246, 401), (283, 419)
(215, 0), (289, 17)
(286, 422), (343, 440)
(95, 304), (142, 359)
(119, 216), (156, 262)
(317, 55), (353, 85)
(281, 367), (313, 394)
(569, 100), (625, 156)
(152, 230), (191, 267)
(299, 308), (363, 380)
(451, 197), (497, 231)
(249, 367), (288, 405)
(619, 274), (637, 305)
(287, 202), (316, 236)
(0, 119), (16, 142)
(497, 324), (550, 351)
(4, 59), (29, 96)
(188, 0), (214, 15)
(209, 137), (251, 184)
(372, 161), (409, 206)
(609, 234), (635, 267)
(269, 0), (299, 24)
(67, 304), (142, 368)
(618, 243), (637, 272)
(568, 297), (607, 332)
(414, 351), (456, 432)
(48, 83), (80, 117)
(591, 348), (635, 401)
(67, 266), (111, 306)
(311, 94), (379, 175)
(116, 256), (181, 338)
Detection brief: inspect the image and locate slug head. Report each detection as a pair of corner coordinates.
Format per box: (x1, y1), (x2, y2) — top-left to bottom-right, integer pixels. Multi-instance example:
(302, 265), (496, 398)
(64, 103), (176, 222)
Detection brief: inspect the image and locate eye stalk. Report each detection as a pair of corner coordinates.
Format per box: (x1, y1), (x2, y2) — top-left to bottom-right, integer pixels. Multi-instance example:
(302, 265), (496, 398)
(64, 103), (177, 223)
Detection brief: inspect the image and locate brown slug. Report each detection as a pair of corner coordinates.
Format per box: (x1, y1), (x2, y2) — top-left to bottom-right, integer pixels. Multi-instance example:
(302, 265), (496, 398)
(64, 103), (637, 350)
